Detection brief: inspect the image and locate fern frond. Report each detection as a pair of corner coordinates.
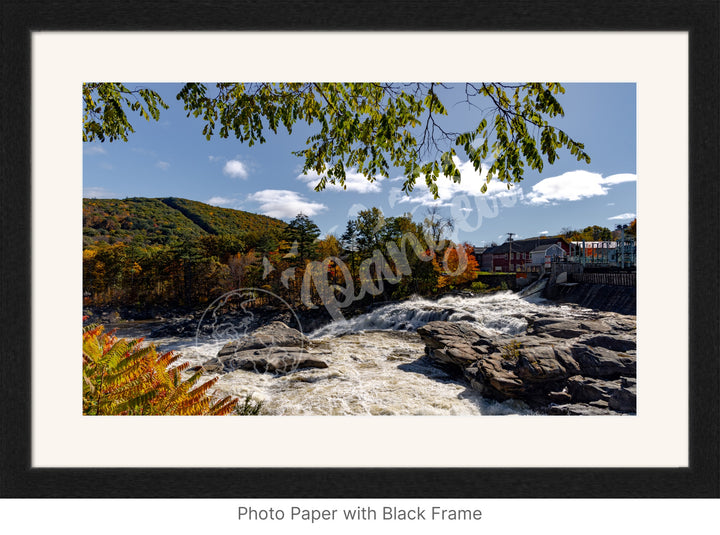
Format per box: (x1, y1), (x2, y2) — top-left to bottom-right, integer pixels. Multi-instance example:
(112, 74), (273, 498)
(211, 396), (240, 415)
(113, 390), (159, 415)
(82, 322), (240, 416)
(99, 339), (130, 368)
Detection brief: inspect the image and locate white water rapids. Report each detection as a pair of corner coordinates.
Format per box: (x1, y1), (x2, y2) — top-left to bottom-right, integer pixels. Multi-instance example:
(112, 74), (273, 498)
(115, 292), (592, 415)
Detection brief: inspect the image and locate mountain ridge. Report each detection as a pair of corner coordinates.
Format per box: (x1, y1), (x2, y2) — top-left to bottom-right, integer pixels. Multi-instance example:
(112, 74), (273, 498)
(83, 196), (286, 246)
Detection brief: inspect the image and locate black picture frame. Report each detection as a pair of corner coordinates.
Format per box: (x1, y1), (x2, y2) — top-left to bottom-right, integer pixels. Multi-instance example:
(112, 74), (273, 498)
(1, 0), (718, 498)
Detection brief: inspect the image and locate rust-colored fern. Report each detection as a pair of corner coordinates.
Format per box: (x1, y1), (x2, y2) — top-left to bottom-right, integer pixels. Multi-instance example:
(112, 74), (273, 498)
(83, 324), (240, 415)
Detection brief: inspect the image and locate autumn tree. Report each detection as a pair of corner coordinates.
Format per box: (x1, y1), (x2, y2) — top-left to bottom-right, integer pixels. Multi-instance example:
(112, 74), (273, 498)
(434, 243), (480, 290)
(627, 218), (637, 237)
(83, 82), (590, 198)
(579, 225), (613, 241)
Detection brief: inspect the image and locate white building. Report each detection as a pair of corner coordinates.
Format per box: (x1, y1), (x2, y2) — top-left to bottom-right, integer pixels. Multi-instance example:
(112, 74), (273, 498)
(530, 243), (566, 267)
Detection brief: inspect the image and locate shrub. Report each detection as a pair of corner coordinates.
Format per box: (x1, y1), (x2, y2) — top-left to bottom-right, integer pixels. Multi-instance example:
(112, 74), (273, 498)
(470, 281), (488, 292)
(82, 323), (239, 415)
(236, 394), (264, 415)
(501, 340), (522, 361)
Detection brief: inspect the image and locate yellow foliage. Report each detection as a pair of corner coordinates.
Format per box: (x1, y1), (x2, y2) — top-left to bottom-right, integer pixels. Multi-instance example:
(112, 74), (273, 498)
(82, 324), (238, 415)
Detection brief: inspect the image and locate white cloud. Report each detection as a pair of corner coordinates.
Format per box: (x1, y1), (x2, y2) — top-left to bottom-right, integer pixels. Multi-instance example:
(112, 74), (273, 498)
(83, 145), (106, 155)
(247, 190), (328, 219)
(608, 212), (636, 221)
(603, 173), (637, 185)
(347, 203), (368, 217)
(83, 187), (115, 198)
(156, 161), (170, 170)
(525, 170), (636, 205)
(223, 159), (249, 179)
(298, 169), (384, 193)
(206, 196), (244, 209)
(539, 230), (549, 235)
(131, 147), (157, 157)
(208, 155), (223, 162)
(389, 157), (522, 207)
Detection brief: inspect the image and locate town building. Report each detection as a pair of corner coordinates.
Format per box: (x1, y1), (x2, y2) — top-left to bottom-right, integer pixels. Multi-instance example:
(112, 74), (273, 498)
(474, 237), (570, 272)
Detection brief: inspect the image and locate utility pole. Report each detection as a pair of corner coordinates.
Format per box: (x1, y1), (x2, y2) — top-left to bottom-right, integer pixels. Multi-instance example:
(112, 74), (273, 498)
(507, 232), (515, 272)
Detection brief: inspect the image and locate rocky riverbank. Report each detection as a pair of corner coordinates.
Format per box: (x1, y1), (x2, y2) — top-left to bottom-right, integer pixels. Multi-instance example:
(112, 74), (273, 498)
(84, 303), (336, 339)
(417, 311), (636, 415)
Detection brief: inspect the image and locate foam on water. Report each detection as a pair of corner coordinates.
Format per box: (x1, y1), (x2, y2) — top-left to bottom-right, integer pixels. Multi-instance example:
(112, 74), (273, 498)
(155, 331), (530, 415)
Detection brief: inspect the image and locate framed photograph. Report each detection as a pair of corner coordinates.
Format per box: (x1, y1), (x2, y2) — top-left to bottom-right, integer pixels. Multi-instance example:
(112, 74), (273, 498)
(1, 1), (718, 498)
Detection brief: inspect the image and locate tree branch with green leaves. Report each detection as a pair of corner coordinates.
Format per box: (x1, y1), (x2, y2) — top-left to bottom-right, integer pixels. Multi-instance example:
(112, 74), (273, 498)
(82, 82), (590, 198)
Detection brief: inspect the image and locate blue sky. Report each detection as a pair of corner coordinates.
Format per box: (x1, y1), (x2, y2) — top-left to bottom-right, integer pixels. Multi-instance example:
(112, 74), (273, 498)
(83, 83), (636, 245)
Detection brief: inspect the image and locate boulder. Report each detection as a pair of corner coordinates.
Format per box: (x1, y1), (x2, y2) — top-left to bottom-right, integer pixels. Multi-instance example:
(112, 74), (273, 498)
(547, 389), (572, 404)
(515, 344), (575, 382)
(217, 321), (307, 357)
(571, 346), (636, 378)
(566, 375), (624, 403)
(417, 321), (492, 350)
(473, 357), (526, 399)
(582, 334), (636, 352)
(203, 347), (329, 374)
(531, 319), (593, 339)
(608, 378), (637, 413)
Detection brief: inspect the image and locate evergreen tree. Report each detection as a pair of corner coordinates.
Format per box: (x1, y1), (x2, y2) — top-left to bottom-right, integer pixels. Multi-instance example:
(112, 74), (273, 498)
(282, 213), (321, 262)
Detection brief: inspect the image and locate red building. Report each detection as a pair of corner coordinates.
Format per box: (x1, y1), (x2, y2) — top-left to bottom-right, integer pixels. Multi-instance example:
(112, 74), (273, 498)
(475, 237), (570, 272)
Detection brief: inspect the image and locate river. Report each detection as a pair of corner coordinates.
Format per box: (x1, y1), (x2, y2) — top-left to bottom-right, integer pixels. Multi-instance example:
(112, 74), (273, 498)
(112, 292), (596, 416)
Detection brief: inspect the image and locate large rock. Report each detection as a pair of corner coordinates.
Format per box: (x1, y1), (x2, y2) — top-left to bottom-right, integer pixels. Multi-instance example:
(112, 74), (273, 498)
(531, 319), (592, 338)
(417, 322), (491, 367)
(582, 334), (635, 352)
(417, 321), (493, 350)
(203, 347), (329, 374)
(464, 359), (525, 400)
(515, 345), (576, 382)
(195, 322), (328, 375)
(571, 345), (636, 378)
(217, 321), (307, 357)
(417, 312), (636, 415)
(608, 377), (637, 413)
(566, 375), (624, 403)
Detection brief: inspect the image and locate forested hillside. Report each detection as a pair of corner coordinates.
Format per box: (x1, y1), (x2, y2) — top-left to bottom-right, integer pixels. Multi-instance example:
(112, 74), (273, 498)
(82, 203), (483, 313)
(83, 197), (286, 246)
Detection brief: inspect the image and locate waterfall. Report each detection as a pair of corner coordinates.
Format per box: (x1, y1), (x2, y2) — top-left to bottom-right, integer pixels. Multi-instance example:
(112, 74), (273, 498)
(309, 292), (541, 339)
